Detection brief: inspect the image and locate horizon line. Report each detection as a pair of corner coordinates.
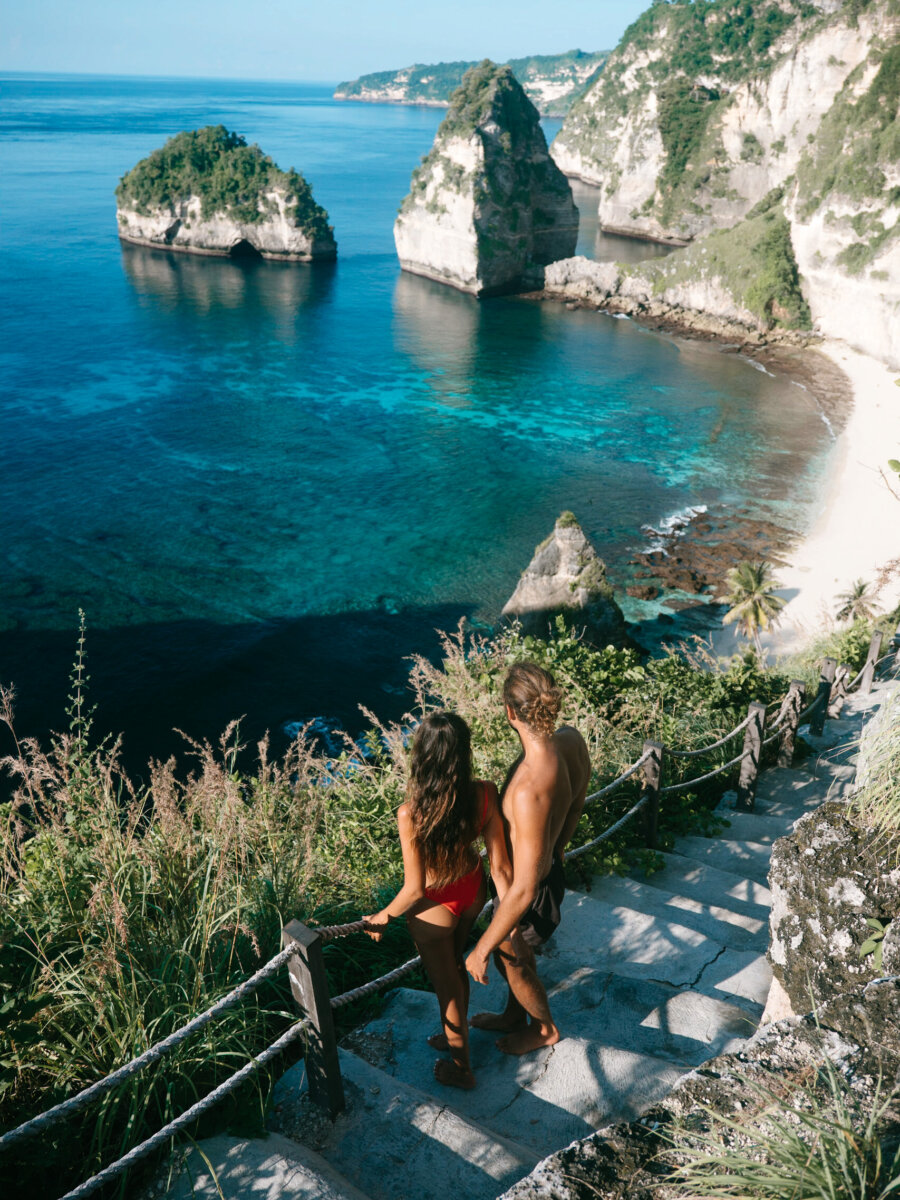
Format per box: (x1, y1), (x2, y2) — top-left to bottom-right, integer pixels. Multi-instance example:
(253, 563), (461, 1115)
(0, 68), (340, 86)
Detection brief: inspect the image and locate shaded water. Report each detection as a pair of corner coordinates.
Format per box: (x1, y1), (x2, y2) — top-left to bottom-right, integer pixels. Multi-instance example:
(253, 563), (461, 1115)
(0, 76), (835, 761)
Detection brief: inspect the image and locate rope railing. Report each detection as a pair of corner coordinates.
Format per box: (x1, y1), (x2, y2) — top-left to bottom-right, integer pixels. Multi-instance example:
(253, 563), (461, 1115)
(659, 749), (746, 796)
(8, 628), (894, 1200)
(666, 713), (753, 760)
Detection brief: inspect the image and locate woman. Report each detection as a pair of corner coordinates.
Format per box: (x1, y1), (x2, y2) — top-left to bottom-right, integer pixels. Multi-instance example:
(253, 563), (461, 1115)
(364, 711), (510, 1090)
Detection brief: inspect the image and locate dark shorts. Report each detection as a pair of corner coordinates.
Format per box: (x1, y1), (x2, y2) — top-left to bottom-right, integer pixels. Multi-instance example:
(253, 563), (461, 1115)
(492, 855), (566, 949)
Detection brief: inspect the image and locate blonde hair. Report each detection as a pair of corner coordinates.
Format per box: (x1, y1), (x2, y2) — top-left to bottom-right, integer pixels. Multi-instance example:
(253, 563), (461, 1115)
(503, 662), (562, 739)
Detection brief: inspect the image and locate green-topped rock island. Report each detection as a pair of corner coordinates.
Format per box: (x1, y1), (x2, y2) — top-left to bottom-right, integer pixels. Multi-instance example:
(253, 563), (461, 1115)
(116, 125), (337, 261)
(393, 61), (578, 296)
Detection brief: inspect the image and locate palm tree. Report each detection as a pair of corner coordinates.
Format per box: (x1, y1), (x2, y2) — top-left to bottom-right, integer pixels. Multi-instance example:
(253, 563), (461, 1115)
(721, 560), (786, 655)
(835, 578), (876, 623)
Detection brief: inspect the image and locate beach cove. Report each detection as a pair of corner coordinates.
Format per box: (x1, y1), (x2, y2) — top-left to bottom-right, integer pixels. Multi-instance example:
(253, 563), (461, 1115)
(0, 74), (892, 770)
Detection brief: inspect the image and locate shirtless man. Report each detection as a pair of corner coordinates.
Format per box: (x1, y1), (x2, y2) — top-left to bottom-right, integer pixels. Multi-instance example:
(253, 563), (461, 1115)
(465, 661), (590, 1055)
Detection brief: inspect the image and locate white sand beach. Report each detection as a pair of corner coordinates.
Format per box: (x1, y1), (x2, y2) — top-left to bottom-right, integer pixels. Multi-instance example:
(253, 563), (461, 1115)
(766, 340), (900, 655)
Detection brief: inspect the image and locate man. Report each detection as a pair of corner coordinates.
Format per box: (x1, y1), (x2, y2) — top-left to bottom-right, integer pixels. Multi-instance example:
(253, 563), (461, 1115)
(466, 661), (590, 1054)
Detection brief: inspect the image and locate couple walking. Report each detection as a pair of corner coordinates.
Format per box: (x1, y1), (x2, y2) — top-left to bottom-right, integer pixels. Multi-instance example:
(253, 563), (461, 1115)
(363, 662), (590, 1090)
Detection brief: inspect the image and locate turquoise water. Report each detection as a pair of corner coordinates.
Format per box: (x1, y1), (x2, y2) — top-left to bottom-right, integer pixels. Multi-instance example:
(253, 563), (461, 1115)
(0, 75), (834, 758)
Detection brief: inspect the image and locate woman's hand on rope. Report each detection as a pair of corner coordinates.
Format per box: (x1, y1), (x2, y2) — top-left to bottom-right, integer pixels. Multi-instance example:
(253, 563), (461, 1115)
(362, 910), (391, 941)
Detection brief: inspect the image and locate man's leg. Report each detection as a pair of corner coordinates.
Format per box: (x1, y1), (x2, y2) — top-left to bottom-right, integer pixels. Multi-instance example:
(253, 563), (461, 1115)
(493, 929), (559, 1055)
(470, 937), (528, 1034)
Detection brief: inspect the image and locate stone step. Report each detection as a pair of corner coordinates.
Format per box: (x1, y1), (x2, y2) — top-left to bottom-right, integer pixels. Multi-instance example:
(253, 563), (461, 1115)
(630, 852), (772, 920)
(583, 872), (766, 949)
(690, 946), (772, 1015)
(668, 835), (773, 885)
(162, 1133), (373, 1200)
(348, 987), (691, 1159)
(753, 768), (837, 816)
(271, 1049), (539, 1200)
(712, 805), (800, 846)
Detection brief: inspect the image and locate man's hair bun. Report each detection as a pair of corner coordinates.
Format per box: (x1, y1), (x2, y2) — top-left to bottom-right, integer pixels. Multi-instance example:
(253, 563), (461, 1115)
(503, 662), (563, 738)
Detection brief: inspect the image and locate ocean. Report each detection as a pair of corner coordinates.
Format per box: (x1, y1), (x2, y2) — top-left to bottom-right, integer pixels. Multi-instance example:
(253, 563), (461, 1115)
(0, 75), (837, 766)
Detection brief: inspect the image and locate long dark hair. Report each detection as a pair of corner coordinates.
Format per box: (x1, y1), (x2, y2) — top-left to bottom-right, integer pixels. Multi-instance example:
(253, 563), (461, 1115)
(406, 711), (478, 889)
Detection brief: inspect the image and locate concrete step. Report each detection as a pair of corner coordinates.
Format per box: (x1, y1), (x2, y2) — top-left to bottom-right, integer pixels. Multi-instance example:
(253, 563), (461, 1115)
(348, 987), (691, 1159)
(753, 768), (837, 817)
(668, 835), (773, 886)
(162, 1133), (373, 1200)
(583, 873), (766, 950)
(629, 853), (771, 921)
(712, 806), (799, 845)
(690, 946), (772, 1015)
(270, 1049), (539, 1200)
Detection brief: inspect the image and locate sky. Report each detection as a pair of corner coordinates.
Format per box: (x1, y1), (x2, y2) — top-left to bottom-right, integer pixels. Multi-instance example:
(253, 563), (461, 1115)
(2, 0), (652, 81)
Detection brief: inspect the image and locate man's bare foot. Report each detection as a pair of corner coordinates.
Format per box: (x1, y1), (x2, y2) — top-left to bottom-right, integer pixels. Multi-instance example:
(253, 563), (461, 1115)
(434, 1058), (476, 1090)
(496, 1022), (560, 1056)
(470, 1010), (528, 1033)
(427, 1032), (449, 1051)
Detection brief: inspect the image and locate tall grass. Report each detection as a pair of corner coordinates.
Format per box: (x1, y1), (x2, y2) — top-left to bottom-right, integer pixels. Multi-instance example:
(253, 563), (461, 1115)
(0, 613), (856, 1196)
(853, 683), (900, 847)
(670, 1056), (900, 1199)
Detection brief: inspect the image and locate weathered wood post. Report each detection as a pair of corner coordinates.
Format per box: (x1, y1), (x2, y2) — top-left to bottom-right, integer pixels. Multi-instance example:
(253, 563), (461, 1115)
(642, 740), (664, 850)
(736, 702), (766, 812)
(282, 920), (345, 1119)
(859, 630), (883, 695)
(777, 680), (806, 769)
(809, 658), (836, 737)
(891, 624), (900, 670)
(828, 662), (852, 717)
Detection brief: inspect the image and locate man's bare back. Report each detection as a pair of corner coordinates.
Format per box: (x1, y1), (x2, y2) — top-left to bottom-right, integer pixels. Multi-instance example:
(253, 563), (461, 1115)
(502, 726), (591, 879)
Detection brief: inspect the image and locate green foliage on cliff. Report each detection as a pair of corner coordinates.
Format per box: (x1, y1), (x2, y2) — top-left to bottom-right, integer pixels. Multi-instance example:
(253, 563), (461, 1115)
(439, 60), (539, 141)
(796, 42), (900, 272)
(336, 48), (609, 116)
(116, 125), (332, 237)
(635, 204), (812, 329)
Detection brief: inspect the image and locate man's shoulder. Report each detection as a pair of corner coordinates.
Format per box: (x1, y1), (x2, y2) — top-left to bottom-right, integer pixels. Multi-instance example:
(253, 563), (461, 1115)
(554, 725), (589, 753)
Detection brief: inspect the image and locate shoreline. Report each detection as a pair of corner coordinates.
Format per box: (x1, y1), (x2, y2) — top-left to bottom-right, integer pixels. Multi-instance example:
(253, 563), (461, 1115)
(767, 340), (900, 655)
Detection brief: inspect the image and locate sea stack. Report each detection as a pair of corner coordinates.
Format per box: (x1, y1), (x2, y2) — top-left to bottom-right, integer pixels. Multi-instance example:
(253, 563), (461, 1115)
(503, 512), (629, 647)
(116, 126), (337, 261)
(394, 60), (578, 295)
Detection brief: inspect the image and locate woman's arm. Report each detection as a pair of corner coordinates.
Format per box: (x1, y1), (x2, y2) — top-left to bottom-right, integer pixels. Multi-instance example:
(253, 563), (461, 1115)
(481, 783), (513, 900)
(363, 804), (426, 940)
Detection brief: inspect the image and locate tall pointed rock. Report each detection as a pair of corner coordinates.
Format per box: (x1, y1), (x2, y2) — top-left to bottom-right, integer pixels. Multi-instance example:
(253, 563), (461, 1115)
(394, 61), (578, 296)
(503, 512), (629, 647)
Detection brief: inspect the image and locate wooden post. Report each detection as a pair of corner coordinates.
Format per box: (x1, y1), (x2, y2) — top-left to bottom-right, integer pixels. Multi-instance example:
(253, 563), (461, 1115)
(282, 920), (345, 1119)
(736, 702), (766, 812)
(777, 680), (806, 769)
(809, 658), (836, 737)
(828, 663), (852, 717)
(642, 740), (664, 850)
(859, 629), (883, 695)
(891, 624), (900, 670)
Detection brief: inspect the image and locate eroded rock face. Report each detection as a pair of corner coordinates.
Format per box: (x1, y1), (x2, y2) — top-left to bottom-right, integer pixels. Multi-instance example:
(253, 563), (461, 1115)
(116, 126), (337, 261)
(768, 801), (900, 1013)
(394, 61), (578, 295)
(502, 512), (628, 647)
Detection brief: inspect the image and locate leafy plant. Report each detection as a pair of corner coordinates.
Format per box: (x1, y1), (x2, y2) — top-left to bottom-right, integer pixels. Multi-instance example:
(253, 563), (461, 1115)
(721, 561), (786, 655)
(859, 917), (889, 971)
(836, 579), (878, 624)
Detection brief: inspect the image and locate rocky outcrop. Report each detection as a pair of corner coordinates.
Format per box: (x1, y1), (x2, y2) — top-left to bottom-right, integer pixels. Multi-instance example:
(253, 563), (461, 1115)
(550, 0), (900, 366)
(336, 50), (609, 117)
(502, 512), (629, 647)
(498, 981), (900, 1199)
(116, 126), (336, 261)
(768, 800), (900, 1013)
(394, 61), (578, 295)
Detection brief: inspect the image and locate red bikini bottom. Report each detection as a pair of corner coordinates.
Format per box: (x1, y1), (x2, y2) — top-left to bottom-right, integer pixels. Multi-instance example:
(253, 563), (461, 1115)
(424, 861), (485, 917)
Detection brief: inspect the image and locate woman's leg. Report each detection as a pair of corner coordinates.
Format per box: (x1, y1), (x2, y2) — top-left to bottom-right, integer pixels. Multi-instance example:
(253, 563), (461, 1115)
(407, 899), (475, 1089)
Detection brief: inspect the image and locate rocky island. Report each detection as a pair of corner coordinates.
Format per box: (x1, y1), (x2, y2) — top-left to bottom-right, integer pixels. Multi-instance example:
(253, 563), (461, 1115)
(502, 511), (629, 648)
(547, 0), (900, 366)
(335, 49), (609, 117)
(394, 61), (578, 295)
(116, 125), (337, 261)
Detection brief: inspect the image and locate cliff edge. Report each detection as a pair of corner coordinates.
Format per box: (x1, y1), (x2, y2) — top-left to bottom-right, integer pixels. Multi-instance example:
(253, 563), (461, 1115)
(116, 126), (337, 261)
(394, 61), (578, 295)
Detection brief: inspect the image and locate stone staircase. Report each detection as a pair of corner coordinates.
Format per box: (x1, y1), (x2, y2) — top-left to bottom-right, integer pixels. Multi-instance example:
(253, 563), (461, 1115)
(162, 681), (891, 1200)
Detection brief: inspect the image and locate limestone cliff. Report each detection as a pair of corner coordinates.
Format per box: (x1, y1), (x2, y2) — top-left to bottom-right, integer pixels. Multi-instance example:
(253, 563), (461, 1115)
(502, 512), (629, 648)
(551, 0), (900, 365)
(336, 50), (609, 117)
(116, 126), (337, 261)
(394, 61), (578, 295)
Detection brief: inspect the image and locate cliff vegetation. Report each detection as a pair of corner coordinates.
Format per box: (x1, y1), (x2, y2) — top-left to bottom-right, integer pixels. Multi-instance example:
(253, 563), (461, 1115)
(116, 125), (332, 239)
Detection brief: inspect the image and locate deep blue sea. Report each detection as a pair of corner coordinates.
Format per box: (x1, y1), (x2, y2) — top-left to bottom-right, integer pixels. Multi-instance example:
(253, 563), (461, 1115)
(0, 75), (836, 763)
